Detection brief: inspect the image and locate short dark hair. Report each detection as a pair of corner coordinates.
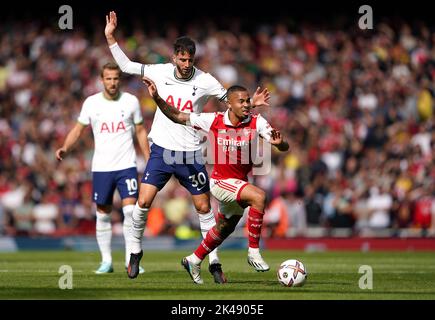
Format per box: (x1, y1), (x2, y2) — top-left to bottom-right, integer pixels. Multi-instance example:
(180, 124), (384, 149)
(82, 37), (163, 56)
(226, 85), (248, 99)
(101, 62), (121, 77)
(173, 36), (196, 56)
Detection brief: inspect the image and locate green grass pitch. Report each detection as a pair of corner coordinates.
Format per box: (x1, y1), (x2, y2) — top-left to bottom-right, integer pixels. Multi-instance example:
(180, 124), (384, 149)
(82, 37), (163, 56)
(0, 250), (434, 300)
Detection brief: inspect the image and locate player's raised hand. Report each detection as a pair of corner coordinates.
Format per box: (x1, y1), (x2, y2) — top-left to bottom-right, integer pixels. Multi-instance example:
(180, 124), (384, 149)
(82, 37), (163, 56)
(142, 76), (158, 98)
(269, 129), (289, 151)
(105, 11), (118, 39)
(269, 129), (283, 145)
(55, 147), (67, 161)
(252, 87), (270, 108)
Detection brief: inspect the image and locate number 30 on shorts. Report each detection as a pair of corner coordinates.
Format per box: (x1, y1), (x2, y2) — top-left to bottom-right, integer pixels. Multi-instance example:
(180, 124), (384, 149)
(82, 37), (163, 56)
(189, 172), (207, 188)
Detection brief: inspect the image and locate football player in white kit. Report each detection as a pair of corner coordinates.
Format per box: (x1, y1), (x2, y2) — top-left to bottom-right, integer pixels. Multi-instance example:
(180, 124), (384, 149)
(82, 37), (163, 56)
(55, 63), (150, 274)
(105, 11), (270, 282)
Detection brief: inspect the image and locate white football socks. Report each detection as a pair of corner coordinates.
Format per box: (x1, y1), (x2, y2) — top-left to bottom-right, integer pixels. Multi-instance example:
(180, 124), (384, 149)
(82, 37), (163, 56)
(130, 203), (149, 254)
(198, 210), (220, 265)
(96, 212), (112, 264)
(188, 253), (203, 265)
(122, 204), (135, 267)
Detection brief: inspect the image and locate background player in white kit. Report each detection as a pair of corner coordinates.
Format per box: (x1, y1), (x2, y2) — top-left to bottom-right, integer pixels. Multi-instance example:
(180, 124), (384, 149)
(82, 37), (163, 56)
(55, 63), (150, 274)
(105, 11), (270, 282)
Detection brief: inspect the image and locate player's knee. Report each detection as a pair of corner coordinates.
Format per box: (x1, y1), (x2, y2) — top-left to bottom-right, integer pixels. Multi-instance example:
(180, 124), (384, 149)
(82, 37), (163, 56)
(195, 202), (211, 214)
(137, 197), (152, 209)
(97, 204), (112, 213)
(251, 190), (266, 211)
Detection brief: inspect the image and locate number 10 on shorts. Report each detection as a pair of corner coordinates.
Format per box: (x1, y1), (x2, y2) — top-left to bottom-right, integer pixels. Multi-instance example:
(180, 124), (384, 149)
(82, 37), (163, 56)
(125, 178), (138, 195)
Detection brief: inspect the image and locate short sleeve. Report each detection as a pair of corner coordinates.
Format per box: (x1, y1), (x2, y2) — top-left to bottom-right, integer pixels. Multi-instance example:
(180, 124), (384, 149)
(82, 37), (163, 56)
(206, 75), (227, 101)
(256, 114), (273, 142)
(141, 64), (164, 79)
(77, 98), (91, 126)
(189, 113), (216, 132)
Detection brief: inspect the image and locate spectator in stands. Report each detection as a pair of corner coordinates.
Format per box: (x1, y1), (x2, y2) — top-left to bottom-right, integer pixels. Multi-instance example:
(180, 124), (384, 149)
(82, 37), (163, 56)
(32, 190), (60, 235)
(0, 15), (433, 239)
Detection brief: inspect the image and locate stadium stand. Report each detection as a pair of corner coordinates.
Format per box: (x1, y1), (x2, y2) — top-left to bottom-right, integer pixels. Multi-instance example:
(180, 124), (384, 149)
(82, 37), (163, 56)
(0, 3), (434, 243)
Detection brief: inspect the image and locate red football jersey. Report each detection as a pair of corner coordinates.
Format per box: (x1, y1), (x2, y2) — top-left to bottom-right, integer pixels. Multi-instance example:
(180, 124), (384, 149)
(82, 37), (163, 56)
(190, 110), (273, 181)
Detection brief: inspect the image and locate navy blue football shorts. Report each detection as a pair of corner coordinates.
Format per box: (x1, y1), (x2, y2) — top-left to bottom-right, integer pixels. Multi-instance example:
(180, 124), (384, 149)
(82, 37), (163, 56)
(141, 143), (210, 195)
(92, 167), (139, 205)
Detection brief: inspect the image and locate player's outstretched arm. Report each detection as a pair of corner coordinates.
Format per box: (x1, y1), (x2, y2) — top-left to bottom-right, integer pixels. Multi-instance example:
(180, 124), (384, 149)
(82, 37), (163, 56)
(55, 123), (85, 161)
(142, 77), (190, 125)
(269, 129), (289, 152)
(105, 11), (142, 75)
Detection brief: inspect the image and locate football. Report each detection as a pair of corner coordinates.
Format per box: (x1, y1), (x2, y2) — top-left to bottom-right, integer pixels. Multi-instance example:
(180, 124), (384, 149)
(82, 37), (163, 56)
(277, 259), (307, 287)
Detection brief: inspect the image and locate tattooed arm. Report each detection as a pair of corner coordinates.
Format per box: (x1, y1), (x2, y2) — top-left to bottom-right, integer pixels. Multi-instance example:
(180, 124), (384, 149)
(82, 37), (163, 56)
(142, 77), (190, 125)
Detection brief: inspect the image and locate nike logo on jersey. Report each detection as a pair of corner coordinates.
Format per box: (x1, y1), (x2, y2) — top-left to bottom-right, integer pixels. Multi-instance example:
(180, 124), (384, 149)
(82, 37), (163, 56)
(165, 82), (174, 85)
(196, 185), (206, 191)
(128, 191), (136, 196)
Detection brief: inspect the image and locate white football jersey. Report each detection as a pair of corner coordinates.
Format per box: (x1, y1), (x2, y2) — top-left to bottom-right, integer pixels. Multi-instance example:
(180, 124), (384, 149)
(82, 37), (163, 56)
(142, 63), (226, 151)
(109, 42), (226, 151)
(77, 92), (143, 172)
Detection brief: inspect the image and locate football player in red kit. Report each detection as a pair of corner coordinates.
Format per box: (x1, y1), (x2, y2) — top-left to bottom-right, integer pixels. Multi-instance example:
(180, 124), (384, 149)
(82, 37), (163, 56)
(142, 76), (289, 284)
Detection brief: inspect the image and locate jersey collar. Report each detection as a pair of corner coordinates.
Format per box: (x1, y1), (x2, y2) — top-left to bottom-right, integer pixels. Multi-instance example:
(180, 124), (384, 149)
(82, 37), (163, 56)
(101, 91), (122, 101)
(224, 109), (251, 127)
(173, 67), (196, 81)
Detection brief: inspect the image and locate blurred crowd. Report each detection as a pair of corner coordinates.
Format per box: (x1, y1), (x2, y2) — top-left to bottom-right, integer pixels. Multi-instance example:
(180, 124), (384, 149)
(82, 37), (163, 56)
(0, 15), (434, 239)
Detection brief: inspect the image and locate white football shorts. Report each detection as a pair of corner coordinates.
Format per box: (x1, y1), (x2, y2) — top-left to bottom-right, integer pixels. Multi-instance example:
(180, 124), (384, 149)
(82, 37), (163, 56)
(210, 178), (249, 217)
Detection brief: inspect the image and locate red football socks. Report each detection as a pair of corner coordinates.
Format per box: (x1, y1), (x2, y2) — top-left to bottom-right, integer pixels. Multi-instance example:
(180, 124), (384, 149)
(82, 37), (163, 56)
(248, 207), (264, 248)
(194, 226), (224, 260)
